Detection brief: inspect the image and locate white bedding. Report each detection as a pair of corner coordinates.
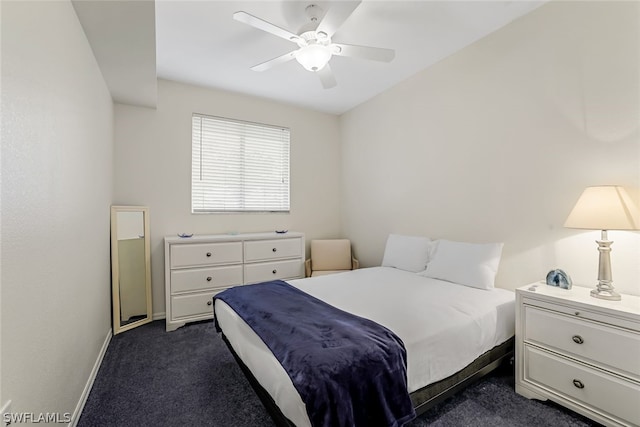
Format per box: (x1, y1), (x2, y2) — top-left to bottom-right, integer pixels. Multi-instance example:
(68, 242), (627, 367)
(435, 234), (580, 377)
(215, 266), (515, 427)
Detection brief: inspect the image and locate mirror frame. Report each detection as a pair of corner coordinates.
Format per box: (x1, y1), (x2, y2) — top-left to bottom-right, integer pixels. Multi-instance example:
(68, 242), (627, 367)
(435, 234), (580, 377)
(111, 205), (152, 334)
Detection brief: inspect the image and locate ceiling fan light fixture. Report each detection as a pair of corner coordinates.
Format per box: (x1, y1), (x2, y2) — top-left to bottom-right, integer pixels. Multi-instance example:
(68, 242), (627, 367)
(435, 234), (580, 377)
(295, 44), (332, 72)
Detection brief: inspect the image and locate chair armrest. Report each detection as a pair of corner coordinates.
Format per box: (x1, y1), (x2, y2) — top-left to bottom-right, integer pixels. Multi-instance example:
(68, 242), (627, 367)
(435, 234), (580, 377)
(305, 259), (312, 277)
(352, 258), (359, 270)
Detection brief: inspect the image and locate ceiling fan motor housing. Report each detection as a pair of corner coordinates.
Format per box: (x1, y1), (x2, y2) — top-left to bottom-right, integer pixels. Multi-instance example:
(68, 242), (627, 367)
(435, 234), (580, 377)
(297, 4), (324, 33)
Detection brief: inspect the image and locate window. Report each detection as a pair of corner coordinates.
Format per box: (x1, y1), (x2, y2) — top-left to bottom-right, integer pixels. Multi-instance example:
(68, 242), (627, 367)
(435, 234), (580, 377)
(191, 114), (290, 213)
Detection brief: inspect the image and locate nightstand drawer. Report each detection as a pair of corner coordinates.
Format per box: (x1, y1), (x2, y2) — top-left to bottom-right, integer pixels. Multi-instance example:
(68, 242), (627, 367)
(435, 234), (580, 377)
(170, 242), (243, 268)
(244, 238), (302, 262)
(244, 259), (304, 284)
(524, 306), (640, 380)
(171, 291), (222, 320)
(170, 265), (243, 294)
(524, 346), (640, 426)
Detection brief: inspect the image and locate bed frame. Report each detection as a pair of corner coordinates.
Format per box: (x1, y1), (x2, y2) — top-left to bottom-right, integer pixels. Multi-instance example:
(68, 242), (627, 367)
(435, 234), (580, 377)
(221, 332), (514, 426)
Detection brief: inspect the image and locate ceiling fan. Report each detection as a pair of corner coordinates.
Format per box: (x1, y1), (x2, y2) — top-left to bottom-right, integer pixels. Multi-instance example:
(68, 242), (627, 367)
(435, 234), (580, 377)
(233, 1), (395, 89)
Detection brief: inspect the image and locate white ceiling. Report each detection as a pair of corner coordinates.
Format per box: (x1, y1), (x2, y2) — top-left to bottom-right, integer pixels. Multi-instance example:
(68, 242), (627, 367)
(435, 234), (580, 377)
(73, 0), (157, 108)
(75, 1), (547, 115)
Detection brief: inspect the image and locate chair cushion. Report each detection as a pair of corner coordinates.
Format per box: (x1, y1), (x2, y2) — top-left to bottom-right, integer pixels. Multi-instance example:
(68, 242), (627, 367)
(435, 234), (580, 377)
(311, 239), (353, 271)
(311, 270), (350, 277)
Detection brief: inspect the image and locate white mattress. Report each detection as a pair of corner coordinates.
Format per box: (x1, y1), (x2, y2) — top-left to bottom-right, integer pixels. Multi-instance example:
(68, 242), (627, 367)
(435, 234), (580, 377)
(215, 266), (515, 427)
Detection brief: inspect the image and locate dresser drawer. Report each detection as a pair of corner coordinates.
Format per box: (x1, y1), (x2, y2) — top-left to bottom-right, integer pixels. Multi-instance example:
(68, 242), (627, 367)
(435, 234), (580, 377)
(171, 291), (223, 320)
(170, 265), (243, 294)
(244, 259), (304, 284)
(524, 345), (640, 426)
(244, 238), (302, 262)
(170, 242), (242, 268)
(524, 306), (640, 380)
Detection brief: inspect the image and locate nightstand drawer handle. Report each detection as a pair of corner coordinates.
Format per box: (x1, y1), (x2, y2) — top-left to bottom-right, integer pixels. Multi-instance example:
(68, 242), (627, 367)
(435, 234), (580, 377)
(272, 269), (277, 274)
(206, 276), (212, 282)
(272, 248), (277, 252)
(572, 379), (584, 389)
(207, 300), (212, 306)
(206, 252), (212, 257)
(572, 335), (584, 344)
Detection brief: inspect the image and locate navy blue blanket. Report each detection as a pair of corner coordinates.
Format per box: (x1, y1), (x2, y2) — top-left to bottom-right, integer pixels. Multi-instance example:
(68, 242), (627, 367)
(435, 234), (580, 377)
(214, 280), (415, 427)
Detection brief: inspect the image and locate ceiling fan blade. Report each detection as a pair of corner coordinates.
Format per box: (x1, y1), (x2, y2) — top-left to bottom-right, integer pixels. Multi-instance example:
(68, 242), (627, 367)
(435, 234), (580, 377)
(315, 1), (362, 38)
(251, 50), (297, 72)
(317, 64), (337, 89)
(332, 43), (395, 62)
(233, 11), (300, 43)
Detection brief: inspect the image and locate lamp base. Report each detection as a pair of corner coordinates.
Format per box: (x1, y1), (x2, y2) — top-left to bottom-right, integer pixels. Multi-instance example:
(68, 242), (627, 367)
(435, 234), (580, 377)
(590, 231), (621, 301)
(590, 287), (621, 301)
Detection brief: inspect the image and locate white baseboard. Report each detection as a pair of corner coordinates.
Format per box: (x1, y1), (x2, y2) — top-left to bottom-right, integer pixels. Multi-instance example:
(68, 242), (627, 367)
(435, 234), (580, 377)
(153, 311), (166, 320)
(69, 328), (112, 427)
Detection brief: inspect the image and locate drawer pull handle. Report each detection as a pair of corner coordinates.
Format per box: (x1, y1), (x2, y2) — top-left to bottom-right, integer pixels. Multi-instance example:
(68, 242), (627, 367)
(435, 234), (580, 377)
(574, 311), (580, 316)
(272, 269), (277, 274)
(272, 248), (277, 252)
(206, 276), (212, 282)
(207, 300), (212, 306)
(206, 252), (212, 257)
(572, 335), (584, 344)
(572, 379), (584, 389)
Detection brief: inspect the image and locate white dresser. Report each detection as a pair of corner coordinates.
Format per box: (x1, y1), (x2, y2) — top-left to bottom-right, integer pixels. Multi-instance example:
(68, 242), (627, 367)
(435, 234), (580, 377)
(515, 283), (640, 426)
(164, 232), (305, 332)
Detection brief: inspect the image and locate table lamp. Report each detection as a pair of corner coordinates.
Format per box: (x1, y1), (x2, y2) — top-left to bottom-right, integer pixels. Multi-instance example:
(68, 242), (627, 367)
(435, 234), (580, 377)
(564, 186), (640, 301)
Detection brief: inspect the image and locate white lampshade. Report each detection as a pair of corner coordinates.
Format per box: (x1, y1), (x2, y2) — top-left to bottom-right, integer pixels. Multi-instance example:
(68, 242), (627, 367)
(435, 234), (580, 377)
(564, 186), (640, 230)
(295, 44), (332, 72)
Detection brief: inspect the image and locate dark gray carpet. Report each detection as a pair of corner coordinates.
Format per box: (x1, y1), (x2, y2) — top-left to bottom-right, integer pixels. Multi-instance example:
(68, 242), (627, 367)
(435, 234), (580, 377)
(78, 320), (601, 427)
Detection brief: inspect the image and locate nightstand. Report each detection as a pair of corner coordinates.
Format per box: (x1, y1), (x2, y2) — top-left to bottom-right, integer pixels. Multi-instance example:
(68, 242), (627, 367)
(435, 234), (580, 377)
(515, 283), (640, 427)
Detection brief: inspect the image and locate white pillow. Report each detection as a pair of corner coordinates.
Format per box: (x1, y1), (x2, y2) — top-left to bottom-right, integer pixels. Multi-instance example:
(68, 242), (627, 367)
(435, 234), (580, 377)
(422, 239), (503, 290)
(381, 234), (432, 273)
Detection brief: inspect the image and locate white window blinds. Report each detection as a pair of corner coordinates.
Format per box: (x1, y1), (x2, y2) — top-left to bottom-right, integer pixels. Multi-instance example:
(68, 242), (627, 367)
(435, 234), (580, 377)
(191, 114), (290, 213)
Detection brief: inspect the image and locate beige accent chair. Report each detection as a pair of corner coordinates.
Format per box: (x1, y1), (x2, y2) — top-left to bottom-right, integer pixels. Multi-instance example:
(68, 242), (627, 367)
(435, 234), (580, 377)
(305, 239), (359, 277)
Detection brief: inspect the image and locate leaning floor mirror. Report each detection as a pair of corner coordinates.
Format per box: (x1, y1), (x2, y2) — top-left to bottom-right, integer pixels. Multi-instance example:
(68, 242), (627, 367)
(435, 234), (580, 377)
(111, 205), (152, 334)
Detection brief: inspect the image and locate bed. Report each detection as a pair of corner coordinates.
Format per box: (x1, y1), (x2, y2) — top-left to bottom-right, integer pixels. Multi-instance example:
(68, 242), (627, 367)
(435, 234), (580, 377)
(214, 261), (515, 426)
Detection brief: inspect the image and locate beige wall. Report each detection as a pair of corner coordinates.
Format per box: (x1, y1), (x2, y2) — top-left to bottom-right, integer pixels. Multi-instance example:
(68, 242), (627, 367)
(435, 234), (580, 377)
(114, 79), (342, 316)
(1, 0), (113, 422)
(0, 0), (3, 412)
(340, 1), (640, 294)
